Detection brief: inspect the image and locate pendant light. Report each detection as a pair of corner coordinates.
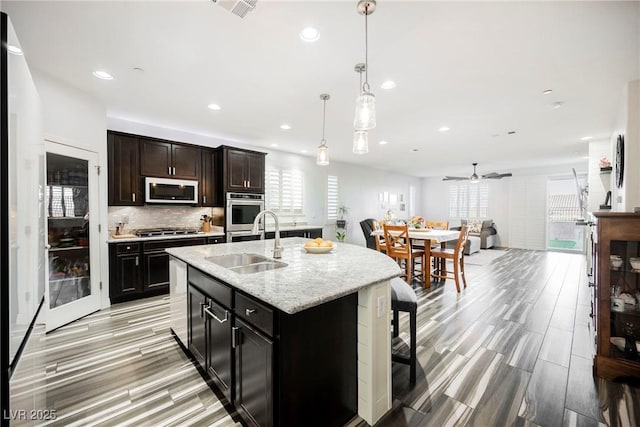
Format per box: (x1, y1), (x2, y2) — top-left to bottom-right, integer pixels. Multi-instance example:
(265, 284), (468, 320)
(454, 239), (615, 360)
(353, 0), (376, 131)
(316, 94), (330, 166)
(353, 63), (369, 154)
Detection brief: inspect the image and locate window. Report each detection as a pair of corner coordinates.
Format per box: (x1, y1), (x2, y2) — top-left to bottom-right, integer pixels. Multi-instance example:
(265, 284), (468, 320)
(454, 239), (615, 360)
(327, 175), (339, 220)
(449, 182), (488, 218)
(265, 167), (304, 215)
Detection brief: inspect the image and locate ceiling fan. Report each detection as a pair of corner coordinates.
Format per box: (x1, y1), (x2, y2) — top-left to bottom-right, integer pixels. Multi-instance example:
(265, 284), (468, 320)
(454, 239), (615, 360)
(443, 162), (513, 182)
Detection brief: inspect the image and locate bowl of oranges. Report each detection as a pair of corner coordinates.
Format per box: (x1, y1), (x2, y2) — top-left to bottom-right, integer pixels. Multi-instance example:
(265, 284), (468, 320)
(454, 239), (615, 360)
(303, 237), (334, 254)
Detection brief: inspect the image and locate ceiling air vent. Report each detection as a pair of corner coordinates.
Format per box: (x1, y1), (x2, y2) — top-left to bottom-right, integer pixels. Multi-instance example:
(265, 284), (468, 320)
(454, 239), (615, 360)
(211, 0), (258, 18)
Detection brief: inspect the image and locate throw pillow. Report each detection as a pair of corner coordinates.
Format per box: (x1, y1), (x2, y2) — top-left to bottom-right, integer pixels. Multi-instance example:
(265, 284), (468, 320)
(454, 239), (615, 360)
(467, 219), (483, 233)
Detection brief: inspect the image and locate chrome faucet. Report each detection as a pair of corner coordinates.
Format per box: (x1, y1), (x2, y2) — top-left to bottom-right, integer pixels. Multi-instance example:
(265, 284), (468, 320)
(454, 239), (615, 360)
(252, 210), (282, 259)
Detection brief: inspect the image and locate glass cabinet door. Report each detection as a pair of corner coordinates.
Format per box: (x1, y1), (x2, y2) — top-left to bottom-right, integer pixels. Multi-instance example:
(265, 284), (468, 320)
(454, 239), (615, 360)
(608, 239), (640, 361)
(45, 144), (101, 331)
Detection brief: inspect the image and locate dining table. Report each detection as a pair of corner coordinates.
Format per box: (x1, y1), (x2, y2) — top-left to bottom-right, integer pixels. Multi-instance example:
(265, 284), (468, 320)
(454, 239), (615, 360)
(371, 227), (461, 287)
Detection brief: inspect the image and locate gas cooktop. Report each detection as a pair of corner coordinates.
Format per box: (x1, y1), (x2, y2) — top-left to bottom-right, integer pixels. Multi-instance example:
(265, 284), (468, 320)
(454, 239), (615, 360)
(135, 228), (201, 237)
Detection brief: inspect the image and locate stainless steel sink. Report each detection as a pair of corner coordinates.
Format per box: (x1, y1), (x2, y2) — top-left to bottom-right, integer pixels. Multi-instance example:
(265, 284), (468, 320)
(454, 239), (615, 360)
(205, 253), (287, 274)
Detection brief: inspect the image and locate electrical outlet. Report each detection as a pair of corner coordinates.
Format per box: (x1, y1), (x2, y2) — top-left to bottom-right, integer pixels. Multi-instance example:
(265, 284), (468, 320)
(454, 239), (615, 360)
(122, 215), (129, 224)
(377, 295), (386, 318)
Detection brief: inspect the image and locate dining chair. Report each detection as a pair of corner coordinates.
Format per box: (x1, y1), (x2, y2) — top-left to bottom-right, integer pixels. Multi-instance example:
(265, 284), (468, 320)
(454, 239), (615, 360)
(372, 220), (387, 253)
(383, 223), (426, 284)
(430, 224), (469, 292)
(359, 218), (377, 250)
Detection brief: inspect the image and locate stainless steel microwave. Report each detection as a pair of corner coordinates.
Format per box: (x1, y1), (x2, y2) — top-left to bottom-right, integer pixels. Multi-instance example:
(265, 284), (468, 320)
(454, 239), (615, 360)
(145, 177), (198, 204)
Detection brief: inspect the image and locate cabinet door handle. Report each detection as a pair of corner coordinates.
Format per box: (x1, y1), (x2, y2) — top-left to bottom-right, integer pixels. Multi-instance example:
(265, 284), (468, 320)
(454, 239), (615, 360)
(203, 196), (207, 204)
(247, 180), (250, 188)
(232, 326), (240, 348)
(200, 302), (206, 319)
(245, 308), (256, 316)
(172, 167), (176, 175)
(168, 167), (172, 175)
(135, 256), (139, 266)
(204, 306), (229, 324)
(132, 193), (136, 202)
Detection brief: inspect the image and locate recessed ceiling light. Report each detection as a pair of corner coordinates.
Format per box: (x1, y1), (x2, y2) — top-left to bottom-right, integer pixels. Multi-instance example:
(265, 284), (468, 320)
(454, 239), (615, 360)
(379, 140), (388, 145)
(381, 80), (396, 90)
(280, 124), (291, 130)
(581, 136), (592, 141)
(301, 149), (308, 154)
(551, 101), (564, 109)
(542, 89), (553, 95)
(300, 27), (320, 42)
(270, 144), (278, 147)
(7, 45), (23, 55)
(92, 70), (113, 80)
(439, 126), (450, 132)
(207, 103), (221, 111)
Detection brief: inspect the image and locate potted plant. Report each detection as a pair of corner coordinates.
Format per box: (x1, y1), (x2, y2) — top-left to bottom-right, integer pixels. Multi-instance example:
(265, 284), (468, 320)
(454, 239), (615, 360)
(336, 229), (347, 242)
(336, 205), (349, 229)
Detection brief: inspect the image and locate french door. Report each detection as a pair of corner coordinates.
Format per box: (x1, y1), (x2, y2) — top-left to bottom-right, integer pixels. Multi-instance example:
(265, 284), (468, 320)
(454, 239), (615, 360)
(44, 142), (101, 331)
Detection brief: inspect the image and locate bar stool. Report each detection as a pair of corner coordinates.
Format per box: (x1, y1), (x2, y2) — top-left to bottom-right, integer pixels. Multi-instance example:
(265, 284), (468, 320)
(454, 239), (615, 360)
(391, 277), (417, 384)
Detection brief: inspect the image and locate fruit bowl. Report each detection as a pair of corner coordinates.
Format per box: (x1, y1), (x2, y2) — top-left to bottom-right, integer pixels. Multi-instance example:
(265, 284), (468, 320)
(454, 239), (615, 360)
(303, 246), (334, 254)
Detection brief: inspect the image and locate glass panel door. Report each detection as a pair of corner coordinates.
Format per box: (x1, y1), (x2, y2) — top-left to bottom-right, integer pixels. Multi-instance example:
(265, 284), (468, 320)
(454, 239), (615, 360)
(45, 144), (100, 330)
(546, 176), (585, 253)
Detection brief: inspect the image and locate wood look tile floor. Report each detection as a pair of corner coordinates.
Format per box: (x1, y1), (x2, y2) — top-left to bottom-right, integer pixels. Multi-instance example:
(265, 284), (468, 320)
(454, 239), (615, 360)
(10, 249), (640, 426)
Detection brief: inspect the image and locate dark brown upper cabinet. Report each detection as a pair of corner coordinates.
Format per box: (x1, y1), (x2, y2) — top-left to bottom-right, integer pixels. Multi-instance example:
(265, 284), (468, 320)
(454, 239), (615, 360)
(200, 148), (217, 207)
(108, 132), (143, 206)
(140, 138), (200, 180)
(221, 146), (265, 194)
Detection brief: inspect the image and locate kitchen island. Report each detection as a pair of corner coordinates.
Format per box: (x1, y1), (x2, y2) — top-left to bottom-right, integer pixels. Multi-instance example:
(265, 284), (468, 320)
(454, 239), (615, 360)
(167, 237), (401, 426)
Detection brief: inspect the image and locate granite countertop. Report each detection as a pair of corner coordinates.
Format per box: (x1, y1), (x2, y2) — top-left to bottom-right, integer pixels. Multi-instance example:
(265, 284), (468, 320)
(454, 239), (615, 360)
(107, 230), (225, 243)
(264, 224), (324, 232)
(166, 237), (401, 314)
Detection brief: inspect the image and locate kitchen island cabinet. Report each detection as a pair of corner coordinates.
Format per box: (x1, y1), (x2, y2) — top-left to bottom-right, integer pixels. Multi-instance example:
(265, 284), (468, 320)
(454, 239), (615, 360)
(168, 237), (401, 426)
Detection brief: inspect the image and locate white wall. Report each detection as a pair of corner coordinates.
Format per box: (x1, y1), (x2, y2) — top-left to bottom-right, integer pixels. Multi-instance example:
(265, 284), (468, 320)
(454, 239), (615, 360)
(108, 118), (422, 247)
(588, 140), (612, 213)
(32, 71), (110, 308)
(623, 80), (640, 210)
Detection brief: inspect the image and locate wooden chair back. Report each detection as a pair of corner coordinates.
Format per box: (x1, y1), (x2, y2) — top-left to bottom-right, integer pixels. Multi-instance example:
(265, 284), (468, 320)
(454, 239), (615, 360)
(453, 224), (470, 259)
(383, 223), (411, 259)
(426, 220), (449, 230)
(372, 220), (387, 253)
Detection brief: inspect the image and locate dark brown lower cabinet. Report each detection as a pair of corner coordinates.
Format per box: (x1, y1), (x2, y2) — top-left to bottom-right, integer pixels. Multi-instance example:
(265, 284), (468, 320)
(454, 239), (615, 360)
(264, 228), (323, 240)
(206, 298), (233, 402)
(183, 265), (357, 427)
(188, 285), (207, 368)
(234, 318), (273, 427)
(110, 237), (220, 303)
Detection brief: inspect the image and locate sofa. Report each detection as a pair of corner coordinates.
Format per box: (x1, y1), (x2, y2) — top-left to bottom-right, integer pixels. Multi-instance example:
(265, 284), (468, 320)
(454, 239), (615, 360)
(452, 219), (498, 254)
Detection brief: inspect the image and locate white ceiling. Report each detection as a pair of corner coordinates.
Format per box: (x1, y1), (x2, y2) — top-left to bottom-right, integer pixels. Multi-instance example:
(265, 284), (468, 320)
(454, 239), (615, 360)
(4, 1), (639, 178)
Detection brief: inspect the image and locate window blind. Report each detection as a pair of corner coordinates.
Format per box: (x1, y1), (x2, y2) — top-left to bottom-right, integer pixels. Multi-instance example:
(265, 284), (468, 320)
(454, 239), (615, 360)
(327, 175), (339, 220)
(265, 167), (304, 214)
(448, 182), (489, 219)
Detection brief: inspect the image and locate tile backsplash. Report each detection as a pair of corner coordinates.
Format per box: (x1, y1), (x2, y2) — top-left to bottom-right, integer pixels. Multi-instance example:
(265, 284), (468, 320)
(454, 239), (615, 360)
(108, 206), (223, 232)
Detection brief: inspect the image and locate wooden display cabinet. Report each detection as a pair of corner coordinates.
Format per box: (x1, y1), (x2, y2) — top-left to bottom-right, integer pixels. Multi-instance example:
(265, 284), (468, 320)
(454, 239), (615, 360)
(593, 212), (640, 380)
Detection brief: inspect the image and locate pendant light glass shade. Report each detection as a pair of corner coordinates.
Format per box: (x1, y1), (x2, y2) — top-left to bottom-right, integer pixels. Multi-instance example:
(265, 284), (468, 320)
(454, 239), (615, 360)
(316, 141), (329, 166)
(316, 93), (331, 166)
(469, 173), (480, 184)
(353, 130), (369, 154)
(354, 92), (376, 130)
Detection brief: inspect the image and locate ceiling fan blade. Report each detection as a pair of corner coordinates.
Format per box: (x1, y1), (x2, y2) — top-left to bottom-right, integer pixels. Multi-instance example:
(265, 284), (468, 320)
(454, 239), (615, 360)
(443, 176), (468, 181)
(482, 172), (512, 179)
